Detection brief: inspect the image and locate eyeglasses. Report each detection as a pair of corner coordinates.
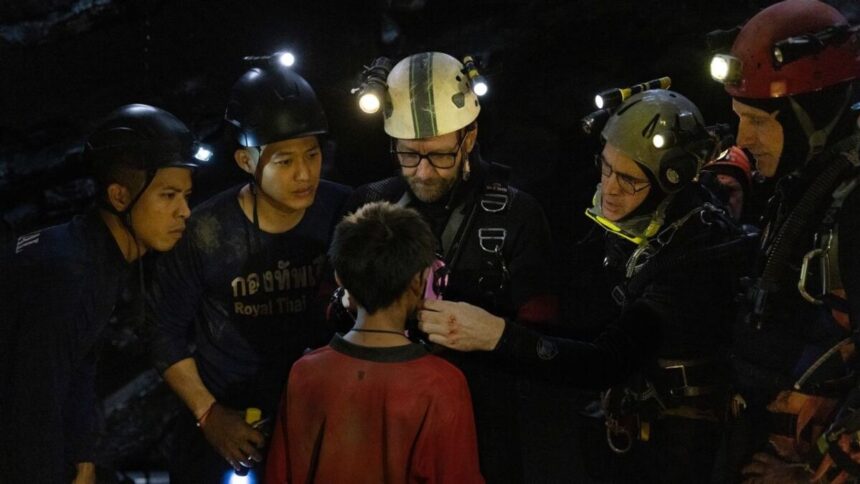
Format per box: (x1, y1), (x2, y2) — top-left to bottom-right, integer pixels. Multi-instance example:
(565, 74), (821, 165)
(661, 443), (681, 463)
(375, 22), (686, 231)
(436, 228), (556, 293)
(595, 154), (651, 195)
(392, 134), (466, 169)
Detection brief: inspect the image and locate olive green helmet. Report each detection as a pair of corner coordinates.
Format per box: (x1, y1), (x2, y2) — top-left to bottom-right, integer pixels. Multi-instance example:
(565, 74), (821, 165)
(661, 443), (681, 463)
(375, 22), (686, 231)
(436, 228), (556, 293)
(601, 89), (714, 193)
(383, 52), (481, 139)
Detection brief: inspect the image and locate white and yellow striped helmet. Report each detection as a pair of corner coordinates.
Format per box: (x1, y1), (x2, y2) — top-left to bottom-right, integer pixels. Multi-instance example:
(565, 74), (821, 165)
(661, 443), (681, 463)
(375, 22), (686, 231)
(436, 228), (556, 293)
(383, 52), (481, 140)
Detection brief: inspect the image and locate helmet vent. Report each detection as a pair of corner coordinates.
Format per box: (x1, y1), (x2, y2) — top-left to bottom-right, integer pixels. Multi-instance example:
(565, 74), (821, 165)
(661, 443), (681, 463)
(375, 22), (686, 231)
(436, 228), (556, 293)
(451, 92), (466, 108)
(641, 113), (661, 138)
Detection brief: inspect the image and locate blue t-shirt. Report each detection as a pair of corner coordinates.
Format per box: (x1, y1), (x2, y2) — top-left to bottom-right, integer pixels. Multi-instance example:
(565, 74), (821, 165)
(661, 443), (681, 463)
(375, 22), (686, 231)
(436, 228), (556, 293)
(150, 180), (352, 412)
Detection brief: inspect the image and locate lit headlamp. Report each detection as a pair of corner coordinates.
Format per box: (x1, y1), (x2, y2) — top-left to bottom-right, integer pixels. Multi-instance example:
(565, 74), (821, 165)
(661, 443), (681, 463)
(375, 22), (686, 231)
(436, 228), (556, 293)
(651, 132), (675, 149)
(193, 145), (213, 162)
(462, 55), (489, 97)
(352, 57), (394, 114)
(594, 77), (671, 110)
(709, 54), (743, 84)
(242, 50), (297, 69)
(583, 76), (672, 136)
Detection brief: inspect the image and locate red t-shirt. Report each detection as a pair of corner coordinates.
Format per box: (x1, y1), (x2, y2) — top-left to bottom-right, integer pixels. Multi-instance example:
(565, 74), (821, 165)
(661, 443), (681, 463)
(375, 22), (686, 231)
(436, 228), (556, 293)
(265, 334), (484, 484)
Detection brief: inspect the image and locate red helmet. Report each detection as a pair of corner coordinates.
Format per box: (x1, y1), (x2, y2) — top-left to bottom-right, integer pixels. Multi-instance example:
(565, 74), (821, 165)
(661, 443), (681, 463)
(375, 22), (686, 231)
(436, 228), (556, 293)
(721, 0), (859, 99)
(703, 146), (752, 186)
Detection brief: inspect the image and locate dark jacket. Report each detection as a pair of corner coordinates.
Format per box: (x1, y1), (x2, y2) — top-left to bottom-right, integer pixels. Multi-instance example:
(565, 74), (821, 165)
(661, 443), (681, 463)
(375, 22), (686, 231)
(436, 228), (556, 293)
(0, 209), (131, 483)
(496, 183), (748, 392)
(731, 134), (860, 400)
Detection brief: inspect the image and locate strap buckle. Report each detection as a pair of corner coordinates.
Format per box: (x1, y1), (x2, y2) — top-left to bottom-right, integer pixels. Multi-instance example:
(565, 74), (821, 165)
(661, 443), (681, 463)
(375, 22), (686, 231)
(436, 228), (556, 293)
(478, 227), (507, 254)
(480, 184), (509, 213)
(663, 364), (689, 398)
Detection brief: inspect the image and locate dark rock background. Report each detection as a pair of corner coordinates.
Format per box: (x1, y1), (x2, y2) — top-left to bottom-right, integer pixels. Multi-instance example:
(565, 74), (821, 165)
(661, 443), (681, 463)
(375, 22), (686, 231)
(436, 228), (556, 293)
(2, 0), (857, 480)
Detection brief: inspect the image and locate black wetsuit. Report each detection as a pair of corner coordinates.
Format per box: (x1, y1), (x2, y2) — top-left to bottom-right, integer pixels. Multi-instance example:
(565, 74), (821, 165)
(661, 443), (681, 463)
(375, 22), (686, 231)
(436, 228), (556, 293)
(149, 180), (351, 483)
(495, 184), (750, 483)
(724, 133), (860, 481)
(0, 209), (131, 483)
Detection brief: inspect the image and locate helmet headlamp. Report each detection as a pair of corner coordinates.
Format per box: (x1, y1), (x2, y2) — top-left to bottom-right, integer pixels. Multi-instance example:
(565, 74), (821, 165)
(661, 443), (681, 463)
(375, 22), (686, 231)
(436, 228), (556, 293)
(710, 54), (743, 84)
(352, 56), (394, 114)
(462, 55), (489, 97)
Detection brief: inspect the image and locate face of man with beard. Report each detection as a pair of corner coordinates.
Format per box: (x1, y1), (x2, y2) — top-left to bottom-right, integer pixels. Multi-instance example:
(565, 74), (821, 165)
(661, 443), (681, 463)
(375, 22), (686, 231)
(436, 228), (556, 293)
(395, 129), (475, 203)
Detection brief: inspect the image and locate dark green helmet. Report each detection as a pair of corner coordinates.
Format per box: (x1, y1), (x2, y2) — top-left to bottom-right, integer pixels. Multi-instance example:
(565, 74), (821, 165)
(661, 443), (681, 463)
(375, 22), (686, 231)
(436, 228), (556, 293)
(601, 90), (715, 193)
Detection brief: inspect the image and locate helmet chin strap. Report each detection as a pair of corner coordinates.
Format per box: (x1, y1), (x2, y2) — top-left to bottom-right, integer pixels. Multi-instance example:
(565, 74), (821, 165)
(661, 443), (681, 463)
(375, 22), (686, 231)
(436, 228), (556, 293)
(788, 84), (853, 163)
(442, 149), (472, 210)
(100, 170), (155, 261)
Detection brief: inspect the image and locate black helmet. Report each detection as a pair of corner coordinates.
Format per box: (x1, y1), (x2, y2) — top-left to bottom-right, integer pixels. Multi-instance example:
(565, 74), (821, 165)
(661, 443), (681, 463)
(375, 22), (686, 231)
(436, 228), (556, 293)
(224, 67), (328, 147)
(85, 104), (203, 213)
(84, 103), (203, 172)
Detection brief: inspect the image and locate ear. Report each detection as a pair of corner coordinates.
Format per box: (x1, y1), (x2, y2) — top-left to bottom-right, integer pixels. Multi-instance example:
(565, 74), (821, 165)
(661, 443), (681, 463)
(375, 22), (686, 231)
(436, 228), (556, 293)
(234, 148), (257, 175)
(334, 271), (343, 287)
(463, 123), (478, 154)
(106, 183), (132, 212)
(410, 268), (429, 297)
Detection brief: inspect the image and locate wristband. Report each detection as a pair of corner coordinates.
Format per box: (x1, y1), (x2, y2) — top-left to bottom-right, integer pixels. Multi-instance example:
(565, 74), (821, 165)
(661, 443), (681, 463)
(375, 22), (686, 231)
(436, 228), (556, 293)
(196, 401), (217, 428)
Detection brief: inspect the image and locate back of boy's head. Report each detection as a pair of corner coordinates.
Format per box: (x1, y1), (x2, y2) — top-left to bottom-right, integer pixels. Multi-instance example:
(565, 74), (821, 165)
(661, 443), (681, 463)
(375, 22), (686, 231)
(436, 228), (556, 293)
(329, 201), (435, 314)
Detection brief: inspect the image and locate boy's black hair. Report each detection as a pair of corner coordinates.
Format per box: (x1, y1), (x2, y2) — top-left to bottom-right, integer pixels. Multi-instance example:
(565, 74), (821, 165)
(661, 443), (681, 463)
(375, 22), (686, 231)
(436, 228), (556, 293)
(329, 201), (435, 314)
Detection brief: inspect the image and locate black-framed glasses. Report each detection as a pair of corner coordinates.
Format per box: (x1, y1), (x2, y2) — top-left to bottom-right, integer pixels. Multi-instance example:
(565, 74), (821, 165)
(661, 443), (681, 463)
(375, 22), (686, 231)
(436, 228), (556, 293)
(391, 134), (466, 169)
(595, 154), (651, 195)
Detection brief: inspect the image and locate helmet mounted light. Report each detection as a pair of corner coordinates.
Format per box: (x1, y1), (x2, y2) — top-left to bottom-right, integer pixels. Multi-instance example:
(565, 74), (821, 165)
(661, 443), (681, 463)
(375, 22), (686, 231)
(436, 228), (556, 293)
(581, 77), (672, 136)
(772, 24), (858, 68)
(593, 77), (672, 111)
(711, 0), (859, 99)
(352, 56), (394, 114)
(242, 50), (297, 69)
(652, 132), (672, 149)
(193, 145), (214, 162)
(462, 55), (489, 97)
(709, 54), (743, 84)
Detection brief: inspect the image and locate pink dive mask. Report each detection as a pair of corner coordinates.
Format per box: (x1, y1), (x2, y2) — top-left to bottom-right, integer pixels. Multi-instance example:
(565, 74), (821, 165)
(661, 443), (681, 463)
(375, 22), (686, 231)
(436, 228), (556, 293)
(424, 257), (450, 301)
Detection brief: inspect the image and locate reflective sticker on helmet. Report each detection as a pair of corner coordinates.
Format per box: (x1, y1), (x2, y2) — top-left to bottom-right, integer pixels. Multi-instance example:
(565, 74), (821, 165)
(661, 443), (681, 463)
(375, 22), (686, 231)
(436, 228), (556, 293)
(409, 52), (438, 138)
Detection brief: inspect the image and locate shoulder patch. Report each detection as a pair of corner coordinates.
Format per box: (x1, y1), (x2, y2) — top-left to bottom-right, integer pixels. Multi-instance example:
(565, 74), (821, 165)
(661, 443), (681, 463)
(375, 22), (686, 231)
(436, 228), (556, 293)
(15, 231), (41, 254)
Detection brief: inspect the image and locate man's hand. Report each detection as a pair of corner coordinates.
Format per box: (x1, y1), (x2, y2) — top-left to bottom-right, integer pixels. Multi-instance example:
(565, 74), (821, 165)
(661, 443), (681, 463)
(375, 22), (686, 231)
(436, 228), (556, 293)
(741, 452), (811, 484)
(201, 404), (265, 472)
(417, 299), (506, 352)
(71, 462), (96, 484)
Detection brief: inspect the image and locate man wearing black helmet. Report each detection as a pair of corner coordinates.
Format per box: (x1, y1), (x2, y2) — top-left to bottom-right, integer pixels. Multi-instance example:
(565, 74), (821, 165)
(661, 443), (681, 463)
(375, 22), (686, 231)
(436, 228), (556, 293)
(0, 104), (200, 483)
(149, 64), (351, 482)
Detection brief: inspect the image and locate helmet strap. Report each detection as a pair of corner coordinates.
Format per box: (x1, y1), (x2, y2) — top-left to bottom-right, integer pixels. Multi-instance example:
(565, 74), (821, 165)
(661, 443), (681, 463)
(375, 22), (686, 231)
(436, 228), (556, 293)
(248, 147), (300, 226)
(788, 83), (853, 162)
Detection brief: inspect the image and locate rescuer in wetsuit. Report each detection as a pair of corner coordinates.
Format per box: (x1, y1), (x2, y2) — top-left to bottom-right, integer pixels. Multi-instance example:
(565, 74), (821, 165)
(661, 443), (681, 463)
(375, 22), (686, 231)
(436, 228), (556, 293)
(418, 89), (752, 483)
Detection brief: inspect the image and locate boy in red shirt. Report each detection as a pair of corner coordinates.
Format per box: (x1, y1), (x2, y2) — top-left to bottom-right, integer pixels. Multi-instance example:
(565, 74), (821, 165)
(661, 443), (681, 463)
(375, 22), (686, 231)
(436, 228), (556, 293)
(266, 201), (483, 484)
